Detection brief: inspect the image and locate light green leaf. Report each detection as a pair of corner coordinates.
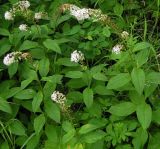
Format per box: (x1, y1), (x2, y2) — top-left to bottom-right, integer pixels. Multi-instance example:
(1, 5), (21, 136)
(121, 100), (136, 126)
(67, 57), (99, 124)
(109, 102), (136, 116)
(132, 127), (148, 149)
(146, 72), (160, 84)
(82, 130), (106, 144)
(136, 103), (152, 129)
(113, 3), (123, 16)
(0, 28), (10, 36)
(83, 88), (93, 108)
(65, 71), (83, 79)
(32, 91), (43, 112)
(39, 57), (50, 77)
(19, 40), (39, 51)
(62, 121), (74, 132)
(107, 73), (131, 89)
(131, 68), (145, 95)
(14, 89), (36, 100)
(34, 114), (45, 134)
(133, 42), (152, 52)
(79, 119), (107, 134)
(43, 39), (61, 54)
(62, 129), (76, 144)
(9, 120), (26, 136)
(8, 62), (18, 78)
(135, 49), (150, 67)
(0, 97), (12, 114)
(92, 72), (107, 81)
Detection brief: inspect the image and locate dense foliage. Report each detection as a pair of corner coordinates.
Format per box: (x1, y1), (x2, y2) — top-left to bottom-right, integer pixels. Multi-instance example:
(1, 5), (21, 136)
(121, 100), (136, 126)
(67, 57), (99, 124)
(0, 0), (160, 148)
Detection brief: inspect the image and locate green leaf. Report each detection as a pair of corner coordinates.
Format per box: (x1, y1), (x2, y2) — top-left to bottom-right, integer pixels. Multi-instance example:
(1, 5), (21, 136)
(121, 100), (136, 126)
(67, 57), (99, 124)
(83, 88), (93, 108)
(8, 62), (18, 78)
(32, 91), (43, 112)
(133, 42), (152, 52)
(26, 134), (39, 149)
(19, 40), (39, 51)
(39, 57), (50, 77)
(56, 58), (78, 66)
(132, 127), (148, 149)
(0, 97), (12, 114)
(107, 73), (131, 89)
(45, 101), (60, 123)
(79, 119), (107, 134)
(41, 75), (63, 84)
(113, 3), (123, 16)
(102, 26), (111, 37)
(92, 72), (107, 81)
(43, 39), (61, 54)
(93, 85), (114, 95)
(0, 142), (9, 149)
(0, 28), (10, 36)
(62, 129), (76, 144)
(65, 71), (83, 79)
(14, 89), (36, 100)
(34, 114), (45, 135)
(21, 78), (34, 89)
(135, 49), (150, 67)
(45, 125), (58, 141)
(131, 68), (145, 95)
(148, 132), (160, 149)
(82, 130), (106, 144)
(146, 72), (160, 84)
(152, 109), (160, 124)
(62, 121), (74, 132)
(9, 120), (26, 136)
(136, 103), (152, 129)
(109, 102), (136, 116)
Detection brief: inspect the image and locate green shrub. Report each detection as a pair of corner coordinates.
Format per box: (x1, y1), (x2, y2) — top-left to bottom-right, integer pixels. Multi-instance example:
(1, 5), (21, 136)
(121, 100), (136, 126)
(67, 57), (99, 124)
(0, 0), (160, 149)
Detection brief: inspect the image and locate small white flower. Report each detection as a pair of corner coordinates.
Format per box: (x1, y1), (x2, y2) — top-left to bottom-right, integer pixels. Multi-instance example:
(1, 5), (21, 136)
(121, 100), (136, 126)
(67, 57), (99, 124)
(18, 0), (30, 10)
(51, 91), (66, 104)
(71, 50), (85, 63)
(112, 44), (123, 54)
(121, 31), (129, 39)
(70, 5), (90, 21)
(19, 24), (28, 31)
(3, 52), (22, 66)
(4, 11), (14, 20)
(34, 12), (43, 20)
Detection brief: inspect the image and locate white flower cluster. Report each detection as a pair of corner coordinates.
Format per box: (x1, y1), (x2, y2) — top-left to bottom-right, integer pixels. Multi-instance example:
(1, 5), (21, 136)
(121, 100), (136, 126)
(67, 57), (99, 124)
(18, 0), (30, 10)
(34, 12), (43, 20)
(3, 52), (22, 66)
(19, 24), (28, 31)
(62, 4), (108, 22)
(4, 11), (14, 20)
(71, 50), (85, 63)
(121, 31), (129, 39)
(4, 0), (30, 21)
(51, 91), (66, 105)
(112, 44), (123, 54)
(70, 5), (90, 21)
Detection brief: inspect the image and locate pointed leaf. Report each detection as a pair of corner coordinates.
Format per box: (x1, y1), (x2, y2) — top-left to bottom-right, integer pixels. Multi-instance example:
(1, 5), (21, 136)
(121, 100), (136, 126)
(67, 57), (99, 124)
(109, 102), (136, 116)
(83, 88), (93, 108)
(131, 68), (145, 95)
(34, 114), (45, 134)
(107, 73), (131, 89)
(136, 103), (152, 129)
